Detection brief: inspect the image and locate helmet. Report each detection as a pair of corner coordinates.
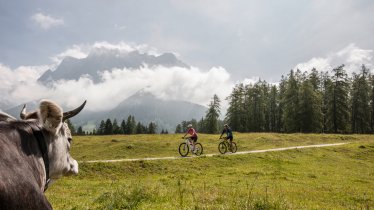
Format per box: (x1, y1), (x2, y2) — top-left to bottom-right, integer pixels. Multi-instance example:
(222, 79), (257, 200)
(187, 124), (192, 128)
(224, 124), (228, 127)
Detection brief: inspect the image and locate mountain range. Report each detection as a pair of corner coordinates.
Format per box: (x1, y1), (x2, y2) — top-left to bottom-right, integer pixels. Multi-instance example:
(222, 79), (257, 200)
(4, 50), (206, 133)
(38, 50), (189, 84)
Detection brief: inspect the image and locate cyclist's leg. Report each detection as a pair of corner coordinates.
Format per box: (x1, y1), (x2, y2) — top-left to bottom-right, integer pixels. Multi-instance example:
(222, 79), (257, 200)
(192, 136), (197, 152)
(228, 136), (233, 148)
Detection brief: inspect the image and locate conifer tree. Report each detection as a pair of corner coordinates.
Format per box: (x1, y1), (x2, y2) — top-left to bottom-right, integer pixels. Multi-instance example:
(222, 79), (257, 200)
(326, 65), (350, 133)
(205, 94), (221, 134)
(98, 120), (106, 135)
(225, 84), (245, 132)
(175, 124), (182, 133)
(148, 122), (157, 134)
(283, 69), (300, 132)
(351, 65), (370, 133)
(120, 120), (126, 134)
(112, 119), (121, 134)
(104, 118), (113, 135)
(299, 79), (322, 132)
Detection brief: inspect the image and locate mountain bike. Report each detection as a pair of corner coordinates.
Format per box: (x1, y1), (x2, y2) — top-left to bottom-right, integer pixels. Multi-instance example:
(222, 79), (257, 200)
(179, 137), (203, 157)
(218, 137), (237, 154)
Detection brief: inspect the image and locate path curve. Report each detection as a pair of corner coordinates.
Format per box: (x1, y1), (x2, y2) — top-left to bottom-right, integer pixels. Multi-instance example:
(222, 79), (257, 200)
(82, 142), (348, 163)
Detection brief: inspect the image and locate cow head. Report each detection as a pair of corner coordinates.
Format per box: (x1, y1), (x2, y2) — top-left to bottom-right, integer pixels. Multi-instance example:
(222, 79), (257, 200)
(21, 100), (86, 180)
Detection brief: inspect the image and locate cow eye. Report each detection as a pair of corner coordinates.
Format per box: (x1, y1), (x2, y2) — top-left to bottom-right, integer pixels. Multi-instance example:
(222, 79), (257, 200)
(67, 137), (72, 143)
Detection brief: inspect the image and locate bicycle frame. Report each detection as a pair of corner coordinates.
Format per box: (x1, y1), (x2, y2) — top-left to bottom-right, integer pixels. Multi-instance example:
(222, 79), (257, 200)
(220, 137), (231, 147)
(184, 137), (194, 150)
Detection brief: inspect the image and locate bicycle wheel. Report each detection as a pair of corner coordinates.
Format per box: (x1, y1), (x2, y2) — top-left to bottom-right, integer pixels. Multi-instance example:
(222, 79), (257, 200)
(230, 142), (237, 153)
(194, 143), (203, 156)
(218, 142), (227, 154)
(178, 143), (189, 157)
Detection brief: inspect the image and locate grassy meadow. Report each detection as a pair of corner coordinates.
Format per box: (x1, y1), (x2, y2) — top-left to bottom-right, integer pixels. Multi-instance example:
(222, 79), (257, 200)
(46, 133), (374, 209)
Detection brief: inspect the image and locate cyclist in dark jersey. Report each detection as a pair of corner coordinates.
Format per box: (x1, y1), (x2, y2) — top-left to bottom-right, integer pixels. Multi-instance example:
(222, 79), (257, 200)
(219, 124), (233, 143)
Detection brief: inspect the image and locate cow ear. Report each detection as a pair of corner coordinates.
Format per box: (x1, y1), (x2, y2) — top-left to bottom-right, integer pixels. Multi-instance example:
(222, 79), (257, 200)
(39, 100), (63, 135)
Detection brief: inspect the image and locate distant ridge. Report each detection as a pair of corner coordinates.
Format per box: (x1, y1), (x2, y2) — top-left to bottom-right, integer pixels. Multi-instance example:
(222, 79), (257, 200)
(38, 50), (189, 84)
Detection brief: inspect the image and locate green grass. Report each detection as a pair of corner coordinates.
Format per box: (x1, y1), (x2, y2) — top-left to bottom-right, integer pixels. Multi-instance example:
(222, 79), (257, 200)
(46, 133), (374, 209)
(70, 133), (364, 161)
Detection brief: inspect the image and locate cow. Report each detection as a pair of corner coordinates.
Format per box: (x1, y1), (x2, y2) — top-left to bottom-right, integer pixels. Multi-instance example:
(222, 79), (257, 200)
(0, 99), (86, 210)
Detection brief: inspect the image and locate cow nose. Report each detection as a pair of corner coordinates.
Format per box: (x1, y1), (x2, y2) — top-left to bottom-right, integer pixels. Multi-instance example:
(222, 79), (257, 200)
(67, 159), (79, 176)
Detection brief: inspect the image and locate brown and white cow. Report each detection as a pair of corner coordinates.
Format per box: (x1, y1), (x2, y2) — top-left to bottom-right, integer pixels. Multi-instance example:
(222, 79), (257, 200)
(0, 100), (86, 210)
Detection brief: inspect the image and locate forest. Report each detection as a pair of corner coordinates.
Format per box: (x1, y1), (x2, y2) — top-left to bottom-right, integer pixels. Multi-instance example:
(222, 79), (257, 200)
(177, 64), (374, 134)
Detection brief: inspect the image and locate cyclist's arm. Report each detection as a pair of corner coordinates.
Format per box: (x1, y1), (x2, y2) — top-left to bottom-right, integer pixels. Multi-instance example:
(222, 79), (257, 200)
(219, 129), (225, 138)
(183, 129), (190, 138)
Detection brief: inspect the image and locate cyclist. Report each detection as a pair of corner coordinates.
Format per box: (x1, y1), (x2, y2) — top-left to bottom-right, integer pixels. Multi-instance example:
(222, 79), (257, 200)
(219, 124), (233, 145)
(183, 124), (198, 153)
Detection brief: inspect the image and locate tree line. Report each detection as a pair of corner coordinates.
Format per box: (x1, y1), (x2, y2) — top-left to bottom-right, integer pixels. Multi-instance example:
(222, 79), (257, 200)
(177, 64), (374, 134)
(226, 64), (374, 133)
(68, 115), (162, 135)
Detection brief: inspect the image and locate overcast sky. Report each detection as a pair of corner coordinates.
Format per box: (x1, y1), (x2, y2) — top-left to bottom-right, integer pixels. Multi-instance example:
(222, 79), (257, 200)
(1, 0), (374, 110)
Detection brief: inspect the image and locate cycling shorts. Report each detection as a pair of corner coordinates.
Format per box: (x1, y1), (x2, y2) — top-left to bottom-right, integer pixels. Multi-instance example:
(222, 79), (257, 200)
(190, 136), (198, 142)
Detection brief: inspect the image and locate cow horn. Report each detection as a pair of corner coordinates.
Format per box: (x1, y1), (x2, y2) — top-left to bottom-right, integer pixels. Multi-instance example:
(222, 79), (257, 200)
(62, 100), (86, 121)
(20, 104), (38, 120)
(20, 104), (27, 119)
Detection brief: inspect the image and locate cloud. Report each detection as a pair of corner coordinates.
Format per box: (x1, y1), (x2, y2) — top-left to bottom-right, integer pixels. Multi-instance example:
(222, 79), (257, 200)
(0, 42), (237, 112)
(50, 41), (161, 64)
(0, 63), (50, 107)
(2, 65), (234, 112)
(294, 43), (373, 75)
(31, 13), (64, 29)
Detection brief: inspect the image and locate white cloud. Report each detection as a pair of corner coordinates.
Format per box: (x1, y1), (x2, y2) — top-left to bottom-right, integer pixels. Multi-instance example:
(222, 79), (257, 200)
(31, 13), (64, 30)
(1, 64), (235, 112)
(2, 42), (270, 114)
(50, 41), (162, 64)
(50, 45), (89, 63)
(294, 43), (373, 75)
(0, 63), (50, 107)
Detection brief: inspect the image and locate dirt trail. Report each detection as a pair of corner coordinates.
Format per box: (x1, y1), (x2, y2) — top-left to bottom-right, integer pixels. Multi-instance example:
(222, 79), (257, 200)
(83, 142), (348, 163)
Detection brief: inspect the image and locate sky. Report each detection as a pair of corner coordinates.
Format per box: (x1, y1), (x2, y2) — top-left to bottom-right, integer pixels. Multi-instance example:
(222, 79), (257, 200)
(1, 0), (374, 111)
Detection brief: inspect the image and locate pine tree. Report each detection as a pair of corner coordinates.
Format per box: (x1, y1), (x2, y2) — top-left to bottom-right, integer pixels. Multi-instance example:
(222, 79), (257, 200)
(104, 118), (113, 135)
(283, 69), (300, 132)
(120, 120), (126, 134)
(136, 122), (144, 134)
(370, 74), (374, 132)
(225, 84), (245, 132)
(197, 117), (205, 133)
(351, 65), (370, 133)
(76, 126), (84, 135)
(175, 124), (182, 133)
(131, 116), (136, 134)
(148, 122), (157, 134)
(299, 79), (322, 132)
(98, 120), (106, 135)
(277, 76), (287, 132)
(205, 94), (221, 134)
(125, 116), (133, 134)
(321, 71), (331, 133)
(112, 119), (121, 134)
(326, 65), (350, 133)
(268, 85), (279, 132)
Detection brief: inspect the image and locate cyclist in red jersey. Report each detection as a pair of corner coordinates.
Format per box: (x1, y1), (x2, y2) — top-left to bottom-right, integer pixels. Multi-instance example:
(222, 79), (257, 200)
(183, 124), (198, 152)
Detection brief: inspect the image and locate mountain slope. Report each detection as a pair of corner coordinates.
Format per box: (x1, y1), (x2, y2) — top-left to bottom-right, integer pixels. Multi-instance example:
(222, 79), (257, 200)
(38, 50), (189, 84)
(4, 92), (207, 133)
(106, 91), (207, 132)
